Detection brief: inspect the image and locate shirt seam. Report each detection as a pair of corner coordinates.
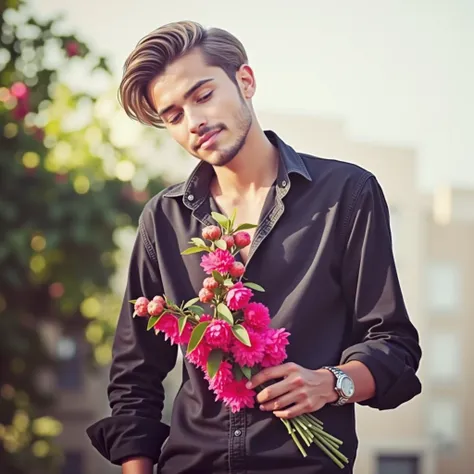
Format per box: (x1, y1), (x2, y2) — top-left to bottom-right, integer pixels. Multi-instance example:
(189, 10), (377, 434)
(138, 217), (158, 266)
(342, 173), (373, 243)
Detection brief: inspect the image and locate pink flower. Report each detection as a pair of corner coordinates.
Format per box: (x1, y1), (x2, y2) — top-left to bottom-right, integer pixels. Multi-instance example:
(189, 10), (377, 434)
(234, 231), (251, 248)
(65, 41), (80, 57)
(229, 261), (245, 278)
(226, 282), (253, 311)
(205, 320), (232, 350)
(231, 326), (265, 367)
(261, 328), (291, 368)
(154, 313), (179, 342)
(10, 82), (28, 100)
(217, 379), (256, 413)
(200, 249), (235, 275)
(134, 297), (149, 317)
(175, 321), (193, 345)
(202, 225), (221, 241)
(243, 302), (271, 330)
(186, 340), (213, 370)
(199, 314), (213, 322)
(204, 360), (234, 393)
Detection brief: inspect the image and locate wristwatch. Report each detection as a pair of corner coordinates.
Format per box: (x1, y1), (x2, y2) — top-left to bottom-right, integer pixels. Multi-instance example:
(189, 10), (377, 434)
(322, 366), (355, 406)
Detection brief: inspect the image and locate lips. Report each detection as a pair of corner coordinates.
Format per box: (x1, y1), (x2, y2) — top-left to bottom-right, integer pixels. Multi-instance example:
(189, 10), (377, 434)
(197, 129), (221, 150)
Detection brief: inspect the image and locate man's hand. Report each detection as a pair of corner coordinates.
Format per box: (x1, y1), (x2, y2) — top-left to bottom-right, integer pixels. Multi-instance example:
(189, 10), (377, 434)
(246, 362), (338, 419)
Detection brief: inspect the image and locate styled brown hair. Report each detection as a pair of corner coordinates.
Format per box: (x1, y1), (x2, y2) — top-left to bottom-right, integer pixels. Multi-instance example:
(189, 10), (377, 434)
(118, 21), (248, 128)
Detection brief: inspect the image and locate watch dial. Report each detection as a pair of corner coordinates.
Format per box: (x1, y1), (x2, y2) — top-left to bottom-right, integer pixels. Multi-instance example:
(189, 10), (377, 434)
(342, 378), (355, 397)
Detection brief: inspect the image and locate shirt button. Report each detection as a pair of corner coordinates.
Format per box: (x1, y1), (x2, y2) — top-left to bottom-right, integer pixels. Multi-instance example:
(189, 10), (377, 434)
(281, 180), (287, 187)
(234, 429), (242, 437)
(187, 194), (194, 201)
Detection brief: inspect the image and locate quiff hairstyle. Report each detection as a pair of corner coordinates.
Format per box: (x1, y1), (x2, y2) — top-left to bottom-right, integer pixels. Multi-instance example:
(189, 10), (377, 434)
(118, 21), (248, 128)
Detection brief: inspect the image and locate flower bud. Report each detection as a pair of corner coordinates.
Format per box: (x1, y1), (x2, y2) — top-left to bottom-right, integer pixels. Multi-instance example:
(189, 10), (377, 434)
(134, 297), (150, 317)
(222, 235), (235, 249)
(229, 261), (245, 278)
(202, 225), (221, 241)
(153, 295), (165, 305)
(199, 288), (214, 303)
(234, 231), (251, 248)
(147, 300), (164, 316)
(203, 277), (219, 290)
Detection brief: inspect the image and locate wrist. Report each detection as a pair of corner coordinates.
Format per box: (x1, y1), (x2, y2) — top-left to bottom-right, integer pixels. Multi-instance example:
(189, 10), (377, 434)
(317, 368), (339, 404)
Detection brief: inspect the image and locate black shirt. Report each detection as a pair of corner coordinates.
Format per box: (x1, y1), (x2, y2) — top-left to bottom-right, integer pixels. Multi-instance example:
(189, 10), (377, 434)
(87, 131), (422, 474)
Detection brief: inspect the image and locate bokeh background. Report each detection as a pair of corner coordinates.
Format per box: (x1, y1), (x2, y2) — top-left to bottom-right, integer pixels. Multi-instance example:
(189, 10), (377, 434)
(1, 1), (472, 473)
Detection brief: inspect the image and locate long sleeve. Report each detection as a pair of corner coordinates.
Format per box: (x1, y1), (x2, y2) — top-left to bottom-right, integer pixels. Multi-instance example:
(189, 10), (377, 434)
(86, 216), (178, 465)
(339, 175), (422, 410)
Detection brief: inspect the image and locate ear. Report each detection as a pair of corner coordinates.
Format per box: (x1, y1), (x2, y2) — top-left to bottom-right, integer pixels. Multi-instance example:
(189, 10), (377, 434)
(236, 64), (256, 99)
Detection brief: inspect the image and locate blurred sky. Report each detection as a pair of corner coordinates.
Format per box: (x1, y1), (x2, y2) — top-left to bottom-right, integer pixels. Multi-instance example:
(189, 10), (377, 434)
(31, 0), (473, 191)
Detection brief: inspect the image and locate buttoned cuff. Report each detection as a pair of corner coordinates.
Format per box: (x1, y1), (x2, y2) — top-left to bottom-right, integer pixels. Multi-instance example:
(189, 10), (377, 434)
(340, 343), (421, 410)
(86, 415), (170, 465)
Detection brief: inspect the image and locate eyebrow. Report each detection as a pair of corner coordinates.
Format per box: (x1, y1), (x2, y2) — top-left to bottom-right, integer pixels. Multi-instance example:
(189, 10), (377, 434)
(157, 78), (214, 118)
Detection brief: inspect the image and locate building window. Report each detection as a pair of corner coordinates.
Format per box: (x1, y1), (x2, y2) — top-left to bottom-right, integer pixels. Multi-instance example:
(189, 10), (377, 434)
(56, 335), (83, 390)
(426, 261), (461, 313)
(377, 454), (420, 474)
(427, 332), (461, 382)
(61, 451), (84, 474)
(427, 399), (460, 450)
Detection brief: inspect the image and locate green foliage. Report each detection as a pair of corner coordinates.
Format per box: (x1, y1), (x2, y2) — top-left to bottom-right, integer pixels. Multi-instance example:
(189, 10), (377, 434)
(0, 1), (166, 472)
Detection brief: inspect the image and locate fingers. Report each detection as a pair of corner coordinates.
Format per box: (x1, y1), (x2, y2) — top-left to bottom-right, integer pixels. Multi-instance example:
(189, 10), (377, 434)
(259, 391), (301, 412)
(255, 379), (291, 405)
(247, 362), (299, 389)
(273, 402), (310, 419)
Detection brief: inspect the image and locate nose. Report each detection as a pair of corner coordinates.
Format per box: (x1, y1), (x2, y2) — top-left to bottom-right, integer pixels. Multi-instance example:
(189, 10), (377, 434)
(188, 112), (207, 135)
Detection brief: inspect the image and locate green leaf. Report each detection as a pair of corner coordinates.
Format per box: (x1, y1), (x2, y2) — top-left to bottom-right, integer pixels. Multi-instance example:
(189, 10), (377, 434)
(230, 208), (237, 229)
(234, 223), (258, 232)
(214, 239), (227, 250)
(241, 365), (252, 380)
(211, 211), (229, 228)
(183, 297), (199, 309)
(132, 310), (138, 318)
(187, 305), (205, 316)
(207, 349), (224, 379)
(129, 299), (137, 304)
(232, 364), (244, 381)
(181, 246), (208, 255)
(212, 270), (224, 284)
(217, 303), (234, 325)
(223, 278), (234, 287)
(187, 322), (210, 354)
(191, 237), (207, 248)
(243, 282), (265, 292)
(147, 315), (160, 330)
(232, 324), (251, 346)
(178, 316), (188, 336)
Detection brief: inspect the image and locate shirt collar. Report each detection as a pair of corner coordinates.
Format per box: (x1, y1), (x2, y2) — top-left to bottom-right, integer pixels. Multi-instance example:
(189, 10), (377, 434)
(163, 130), (312, 207)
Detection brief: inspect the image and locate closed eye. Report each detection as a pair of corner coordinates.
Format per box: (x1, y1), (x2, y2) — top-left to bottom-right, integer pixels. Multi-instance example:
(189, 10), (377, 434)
(197, 91), (213, 103)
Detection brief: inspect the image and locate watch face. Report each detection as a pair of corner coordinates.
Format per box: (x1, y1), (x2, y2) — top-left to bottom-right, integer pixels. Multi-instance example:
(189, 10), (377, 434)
(341, 377), (355, 398)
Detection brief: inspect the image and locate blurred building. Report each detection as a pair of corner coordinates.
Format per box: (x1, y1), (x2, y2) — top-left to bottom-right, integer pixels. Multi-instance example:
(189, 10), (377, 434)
(48, 111), (472, 474)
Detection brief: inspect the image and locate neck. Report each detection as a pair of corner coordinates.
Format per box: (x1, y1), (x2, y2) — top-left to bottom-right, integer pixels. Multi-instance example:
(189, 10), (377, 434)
(211, 125), (279, 199)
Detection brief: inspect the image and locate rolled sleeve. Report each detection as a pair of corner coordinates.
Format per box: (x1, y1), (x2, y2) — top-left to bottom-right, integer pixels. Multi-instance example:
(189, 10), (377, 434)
(86, 215), (178, 465)
(340, 175), (422, 410)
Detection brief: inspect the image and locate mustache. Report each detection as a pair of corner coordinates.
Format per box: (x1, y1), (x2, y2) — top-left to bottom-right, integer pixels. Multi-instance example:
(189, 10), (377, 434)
(193, 124), (226, 149)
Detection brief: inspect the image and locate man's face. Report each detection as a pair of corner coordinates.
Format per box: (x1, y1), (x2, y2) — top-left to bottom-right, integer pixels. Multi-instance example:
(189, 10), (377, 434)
(148, 49), (254, 167)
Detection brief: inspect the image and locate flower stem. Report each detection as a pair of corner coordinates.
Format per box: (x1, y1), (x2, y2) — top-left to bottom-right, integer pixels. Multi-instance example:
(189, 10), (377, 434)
(281, 419), (307, 457)
(312, 435), (346, 469)
(290, 419), (311, 447)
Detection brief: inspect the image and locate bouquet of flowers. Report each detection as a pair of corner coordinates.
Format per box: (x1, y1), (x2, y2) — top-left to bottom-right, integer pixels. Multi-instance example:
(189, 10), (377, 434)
(131, 211), (349, 468)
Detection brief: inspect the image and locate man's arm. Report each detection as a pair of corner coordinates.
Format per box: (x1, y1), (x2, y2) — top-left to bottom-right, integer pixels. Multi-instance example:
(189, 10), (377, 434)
(337, 175), (422, 409)
(249, 174), (421, 416)
(87, 215), (177, 468)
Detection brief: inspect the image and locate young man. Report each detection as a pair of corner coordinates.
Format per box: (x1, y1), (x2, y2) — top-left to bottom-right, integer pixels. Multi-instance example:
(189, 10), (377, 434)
(87, 21), (422, 474)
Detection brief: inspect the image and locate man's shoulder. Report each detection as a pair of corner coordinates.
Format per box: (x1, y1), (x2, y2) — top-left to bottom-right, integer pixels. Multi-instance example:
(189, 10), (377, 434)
(297, 151), (374, 197)
(139, 181), (186, 226)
